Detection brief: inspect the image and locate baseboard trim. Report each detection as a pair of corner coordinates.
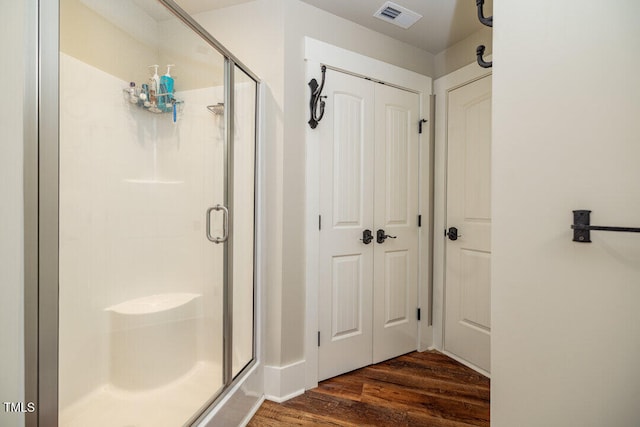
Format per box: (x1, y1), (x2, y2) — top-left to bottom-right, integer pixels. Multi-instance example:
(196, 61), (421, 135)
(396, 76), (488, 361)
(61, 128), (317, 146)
(441, 350), (491, 378)
(265, 388), (305, 404)
(264, 359), (306, 403)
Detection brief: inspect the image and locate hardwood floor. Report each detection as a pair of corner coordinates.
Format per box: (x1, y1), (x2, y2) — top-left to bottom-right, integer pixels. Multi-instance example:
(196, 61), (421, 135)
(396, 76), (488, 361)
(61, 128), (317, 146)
(248, 350), (489, 426)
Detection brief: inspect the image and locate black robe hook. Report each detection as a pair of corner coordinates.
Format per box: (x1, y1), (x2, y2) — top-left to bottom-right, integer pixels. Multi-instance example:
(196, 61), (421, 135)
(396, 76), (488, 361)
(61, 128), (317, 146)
(476, 45), (492, 68)
(308, 65), (327, 129)
(476, 0), (493, 27)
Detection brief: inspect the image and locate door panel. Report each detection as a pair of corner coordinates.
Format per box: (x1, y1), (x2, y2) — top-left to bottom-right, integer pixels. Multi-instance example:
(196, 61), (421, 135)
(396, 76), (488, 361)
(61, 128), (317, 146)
(318, 70), (374, 381)
(331, 255), (364, 339)
(373, 84), (420, 363)
(384, 106), (410, 224)
(460, 249), (491, 331)
(445, 75), (492, 373)
(333, 93), (366, 227)
(383, 250), (409, 325)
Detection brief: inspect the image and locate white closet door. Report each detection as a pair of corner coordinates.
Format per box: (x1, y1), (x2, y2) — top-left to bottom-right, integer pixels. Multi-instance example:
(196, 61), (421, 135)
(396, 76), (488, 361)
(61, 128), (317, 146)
(318, 70), (375, 381)
(444, 75), (492, 373)
(318, 70), (420, 381)
(372, 83), (420, 363)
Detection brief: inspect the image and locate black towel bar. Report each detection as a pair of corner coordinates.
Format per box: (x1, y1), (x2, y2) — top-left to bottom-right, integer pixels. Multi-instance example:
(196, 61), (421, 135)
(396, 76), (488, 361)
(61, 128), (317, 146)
(572, 210), (640, 242)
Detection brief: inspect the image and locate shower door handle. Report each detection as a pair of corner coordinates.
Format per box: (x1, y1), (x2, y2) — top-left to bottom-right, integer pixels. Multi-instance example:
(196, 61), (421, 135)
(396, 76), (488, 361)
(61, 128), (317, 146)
(206, 204), (229, 244)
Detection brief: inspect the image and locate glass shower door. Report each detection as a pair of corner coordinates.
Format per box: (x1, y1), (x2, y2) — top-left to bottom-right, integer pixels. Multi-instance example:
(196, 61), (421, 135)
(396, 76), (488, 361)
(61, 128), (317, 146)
(58, 0), (229, 425)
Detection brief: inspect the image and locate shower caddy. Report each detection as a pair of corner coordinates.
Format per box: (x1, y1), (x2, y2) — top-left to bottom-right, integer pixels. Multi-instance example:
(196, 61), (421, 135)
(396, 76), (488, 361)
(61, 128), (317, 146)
(123, 64), (184, 122)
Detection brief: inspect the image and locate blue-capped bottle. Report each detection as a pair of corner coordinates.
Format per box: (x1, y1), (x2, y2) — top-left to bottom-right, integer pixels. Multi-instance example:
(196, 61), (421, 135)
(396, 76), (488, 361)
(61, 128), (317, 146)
(160, 64), (175, 112)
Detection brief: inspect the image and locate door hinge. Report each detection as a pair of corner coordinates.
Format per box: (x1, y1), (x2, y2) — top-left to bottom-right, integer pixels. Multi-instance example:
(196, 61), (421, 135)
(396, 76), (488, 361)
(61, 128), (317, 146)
(419, 119), (428, 134)
(417, 308), (421, 321)
(418, 214), (422, 227)
(317, 331), (321, 347)
(319, 215), (322, 230)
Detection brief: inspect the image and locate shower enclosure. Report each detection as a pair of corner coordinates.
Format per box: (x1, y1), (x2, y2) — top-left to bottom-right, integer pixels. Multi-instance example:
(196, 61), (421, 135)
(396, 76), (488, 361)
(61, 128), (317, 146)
(29, 0), (260, 425)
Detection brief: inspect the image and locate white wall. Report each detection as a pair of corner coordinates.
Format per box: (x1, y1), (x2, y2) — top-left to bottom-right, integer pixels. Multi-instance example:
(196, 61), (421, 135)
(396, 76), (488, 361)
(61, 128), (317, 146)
(433, 27), (492, 79)
(492, 1), (640, 426)
(0, 0), (25, 426)
(281, 0), (434, 367)
(194, 0), (435, 369)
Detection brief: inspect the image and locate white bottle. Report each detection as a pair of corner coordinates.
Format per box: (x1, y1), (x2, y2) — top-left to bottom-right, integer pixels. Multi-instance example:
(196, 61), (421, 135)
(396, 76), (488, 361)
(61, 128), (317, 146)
(148, 65), (160, 95)
(146, 65), (160, 111)
(128, 82), (138, 103)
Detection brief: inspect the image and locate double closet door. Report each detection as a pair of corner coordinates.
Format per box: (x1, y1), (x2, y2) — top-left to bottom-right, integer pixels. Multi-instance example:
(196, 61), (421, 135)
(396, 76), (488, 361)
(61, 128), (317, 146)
(318, 69), (421, 381)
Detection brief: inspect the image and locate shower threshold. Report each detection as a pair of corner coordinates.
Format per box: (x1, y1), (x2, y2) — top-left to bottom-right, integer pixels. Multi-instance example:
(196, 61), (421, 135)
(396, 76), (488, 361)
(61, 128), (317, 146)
(60, 360), (221, 427)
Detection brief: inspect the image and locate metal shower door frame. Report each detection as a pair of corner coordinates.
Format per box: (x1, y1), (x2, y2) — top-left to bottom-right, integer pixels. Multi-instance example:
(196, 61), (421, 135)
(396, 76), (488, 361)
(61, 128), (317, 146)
(25, 1), (261, 425)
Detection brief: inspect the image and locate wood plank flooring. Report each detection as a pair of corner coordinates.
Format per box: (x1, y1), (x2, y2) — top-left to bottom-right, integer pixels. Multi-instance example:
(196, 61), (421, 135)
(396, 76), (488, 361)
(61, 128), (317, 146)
(248, 350), (489, 426)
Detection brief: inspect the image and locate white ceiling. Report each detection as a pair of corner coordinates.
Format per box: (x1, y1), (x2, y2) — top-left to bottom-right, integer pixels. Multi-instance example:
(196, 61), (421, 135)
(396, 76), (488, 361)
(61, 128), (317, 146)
(134, 0), (258, 21)
(172, 0), (258, 15)
(299, 0), (492, 55)
(160, 0), (492, 55)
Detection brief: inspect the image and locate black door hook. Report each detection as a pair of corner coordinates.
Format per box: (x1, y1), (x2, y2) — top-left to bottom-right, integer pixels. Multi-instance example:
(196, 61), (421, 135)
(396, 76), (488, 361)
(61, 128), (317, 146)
(476, 45), (492, 68)
(474, 0), (493, 68)
(476, 0), (493, 27)
(308, 65), (327, 129)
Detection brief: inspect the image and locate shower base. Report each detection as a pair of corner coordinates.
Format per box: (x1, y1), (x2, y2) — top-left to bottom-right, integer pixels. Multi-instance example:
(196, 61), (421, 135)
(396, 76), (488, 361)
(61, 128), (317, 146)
(60, 360), (221, 427)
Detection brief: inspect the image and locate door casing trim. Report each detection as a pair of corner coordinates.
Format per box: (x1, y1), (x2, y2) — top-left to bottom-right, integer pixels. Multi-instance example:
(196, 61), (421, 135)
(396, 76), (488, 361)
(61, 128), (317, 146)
(304, 37), (432, 390)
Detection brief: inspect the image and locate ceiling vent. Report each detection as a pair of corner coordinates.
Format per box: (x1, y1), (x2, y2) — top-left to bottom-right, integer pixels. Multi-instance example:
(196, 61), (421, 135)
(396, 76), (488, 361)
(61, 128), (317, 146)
(373, 1), (422, 29)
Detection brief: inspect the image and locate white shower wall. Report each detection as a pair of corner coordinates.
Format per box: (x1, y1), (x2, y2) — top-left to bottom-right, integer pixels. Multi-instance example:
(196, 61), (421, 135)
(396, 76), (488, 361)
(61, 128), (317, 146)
(58, 52), (226, 409)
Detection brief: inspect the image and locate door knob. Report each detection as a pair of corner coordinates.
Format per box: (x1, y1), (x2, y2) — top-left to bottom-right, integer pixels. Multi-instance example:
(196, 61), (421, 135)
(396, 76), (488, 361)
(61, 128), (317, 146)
(376, 229), (397, 244)
(360, 229), (373, 244)
(447, 227), (461, 241)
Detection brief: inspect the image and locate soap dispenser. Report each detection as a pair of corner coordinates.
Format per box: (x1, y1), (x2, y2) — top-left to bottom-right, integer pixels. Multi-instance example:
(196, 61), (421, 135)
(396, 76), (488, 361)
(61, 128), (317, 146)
(161, 64), (175, 100)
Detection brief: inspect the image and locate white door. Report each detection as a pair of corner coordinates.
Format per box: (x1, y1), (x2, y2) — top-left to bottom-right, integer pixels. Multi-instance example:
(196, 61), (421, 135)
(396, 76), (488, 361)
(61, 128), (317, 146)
(319, 70), (420, 380)
(372, 83), (420, 364)
(318, 70), (375, 380)
(444, 75), (492, 373)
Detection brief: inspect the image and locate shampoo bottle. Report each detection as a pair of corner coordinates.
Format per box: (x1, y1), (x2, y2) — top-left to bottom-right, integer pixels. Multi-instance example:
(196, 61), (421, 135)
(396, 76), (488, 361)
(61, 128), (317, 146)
(160, 64), (175, 100)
